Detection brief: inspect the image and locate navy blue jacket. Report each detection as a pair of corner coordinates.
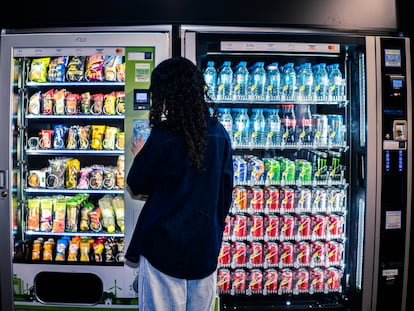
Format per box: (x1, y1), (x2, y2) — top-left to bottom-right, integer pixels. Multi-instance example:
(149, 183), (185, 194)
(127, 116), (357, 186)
(125, 117), (233, 279)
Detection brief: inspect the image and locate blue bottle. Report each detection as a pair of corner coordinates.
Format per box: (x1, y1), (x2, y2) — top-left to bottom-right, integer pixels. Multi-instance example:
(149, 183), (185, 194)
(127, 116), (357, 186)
(250, 108), (266, 146)
(249, 62), (266, 101)
(265, 62), (281, 101)
(328, 63), (344, 100)
(220, 107), (233, 141)
(299, 62), (314, 101)
(281, 63), (296, 100)
(264, 108), (281, 146)
(233, 61), (249, 100)
(217, 61), (233, 100)
(233, 108), (250, 146)
(203, 61), (217, 100)
(314, 63), (329, 101)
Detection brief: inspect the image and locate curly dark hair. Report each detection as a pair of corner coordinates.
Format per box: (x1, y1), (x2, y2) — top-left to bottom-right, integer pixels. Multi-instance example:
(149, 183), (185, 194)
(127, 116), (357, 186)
(149, 57), (210, 173)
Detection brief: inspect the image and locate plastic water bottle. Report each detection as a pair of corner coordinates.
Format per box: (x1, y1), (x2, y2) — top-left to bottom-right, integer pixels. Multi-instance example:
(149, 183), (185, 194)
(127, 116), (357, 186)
(296, 104), (313, 144)
(299, 62), (314, 101)
(281, 63), (296, 100)
(203, 61), (217, 100)
(250, 108), (266, 146)
(233, 108), (250, 146)
(249, 62), (266, 101)
(281, 104), (296, 143)
(220, 107), (233, 141)
(264, 108), (282, 146)
(265, 62), (281, 101)
(217, 61), (233, 100)
(328, 63), (344, 100)
(314, 63), (329, 101)
(233, 61), (249, 100)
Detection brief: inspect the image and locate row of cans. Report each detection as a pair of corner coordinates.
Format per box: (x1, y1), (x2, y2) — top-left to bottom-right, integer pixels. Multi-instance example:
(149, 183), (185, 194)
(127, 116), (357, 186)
(218, 240), (344, 269)
(232, 186), (346, 214)
(217, 266), (343, 296)
(233, 153), (344, 186)
(224, 212), (346, 242)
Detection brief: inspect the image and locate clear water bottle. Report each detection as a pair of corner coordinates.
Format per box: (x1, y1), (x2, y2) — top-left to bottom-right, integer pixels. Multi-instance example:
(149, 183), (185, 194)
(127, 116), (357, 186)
(265, 62), (281, 101)
(296, 104), (313, 144)
(249, 62), (266, 101)
(233, 61), (249, 100)
(217, 61), (233, 100)
(233, 108), (250, 146)
(250, 108), (266, 146)
(220, 107), (233, 141)
(281, 103), (297, 143)
(281, 62), (296, 100)
(328, 63), (344, 101)
(203, 61), (217, 100)
(299, 62), (314, 101)
(264, 108), (281, 146)
(314, 63), (329, 101)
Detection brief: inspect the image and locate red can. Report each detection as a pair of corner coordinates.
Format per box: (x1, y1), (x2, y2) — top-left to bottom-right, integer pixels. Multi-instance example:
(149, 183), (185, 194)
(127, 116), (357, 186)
(328, 214), (345, 237)
(232, 268), (247, 294)
(248, 269), (263, 294)
(296, 241), (311, 266)
(327, 241), (343, 265)
(249, 242), (263, 267)
(223, 215), (232, 240)
(265, 215), (280, 240)
(279, 268), (293, 294)
(264, 268), (279, 293)
(218, 242), (231, 266)
(312, 213), (327, 238)
(281, 214), (296, 239)
(311, 240), (326, 266)
(233, 186), (248, 211)
(249, 186), (265, 212)
(295, 268), (310, 292)
(232, 241), (247, 267)
(326, 267), (342, 291)
(249, 214), (264, 240)
(297, 214), (312, 239)
(280, 241), (294, 266)
(296, 188), (312, 211)
(265, 186), (280, 212)
(310, 267), (325, 292)
(281, 187), (295, 211)
(217, 268), (231, 293)
(264, 242), (279, 267)
(232, 214), (248, 240)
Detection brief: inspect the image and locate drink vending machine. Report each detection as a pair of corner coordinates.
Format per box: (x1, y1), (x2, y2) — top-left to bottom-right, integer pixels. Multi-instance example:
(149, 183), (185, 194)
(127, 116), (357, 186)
(0, 26), (171, 311)
(181, 25), (412, 311)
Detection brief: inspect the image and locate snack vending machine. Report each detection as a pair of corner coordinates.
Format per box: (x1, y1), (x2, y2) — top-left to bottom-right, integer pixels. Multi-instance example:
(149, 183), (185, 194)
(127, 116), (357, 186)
(181, 25), (412, 311)
(0, 26), (171, 310)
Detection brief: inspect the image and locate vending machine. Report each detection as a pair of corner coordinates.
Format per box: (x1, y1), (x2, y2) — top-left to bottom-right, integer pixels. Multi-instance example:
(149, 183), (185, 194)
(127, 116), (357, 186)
(181, 25), (412, 311)
(0, 26), (171, 310)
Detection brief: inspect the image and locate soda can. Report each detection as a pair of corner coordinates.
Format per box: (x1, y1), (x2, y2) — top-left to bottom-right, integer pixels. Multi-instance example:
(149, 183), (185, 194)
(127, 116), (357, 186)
(232, 241), (247, 267)
(296, 214), (312, 239)
(312, 187), (327, 212)
(281, 159), (296, 183)
(265, 158), (281, 183)
(249, 186), (264, 212)
(326, 267), (342, 291)
(233, 156), (247, 184)
(233, 186), (248, 212)
(313, 114), (328, 145)
(264, 268), (279, 294)
(265, 186), (280, 212)
(311, 240), (326, 266)
(281, 214), (296, 239)
(248, 269), (263, 294)
(249, 157), (265, 184)
(310, 267), (325, 293)
(280, 241), (294, 267)
(328, 213), (345, 237)
(249, 214), (264, 240)
(265, 215), (280, 241)
(328, 151), (342, 177)
(328, 189), (346, 212)
(232, 214), (248, 240)
(232, 268), (247, 294)
(279, 268), (293, 294)
(328, 114), (343, 144)
(218, 242), (232, 267)
(327, 240), (343, 265)
(296, 160), (313, 183)
(248, 241), (263, 267)
(264, 241), (279, 267)
(294, 267), (310, 293)
(217, 268), (232, 293)
(295, 241), (311, 266)
(312, 213), (327, 239)
(296, 188), (312, 211)
(223, 215), (232, 240)
(281, 187), (295, 211)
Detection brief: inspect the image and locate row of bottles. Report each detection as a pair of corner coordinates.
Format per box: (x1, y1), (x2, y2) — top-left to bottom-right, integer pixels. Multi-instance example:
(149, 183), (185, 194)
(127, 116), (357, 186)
(218, 105), (344, 147)
(204, 61), (345, 102)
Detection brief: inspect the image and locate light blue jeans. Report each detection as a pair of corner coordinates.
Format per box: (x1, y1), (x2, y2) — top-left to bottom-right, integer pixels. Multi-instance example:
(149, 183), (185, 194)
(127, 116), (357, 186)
(138, 256), (217, 311)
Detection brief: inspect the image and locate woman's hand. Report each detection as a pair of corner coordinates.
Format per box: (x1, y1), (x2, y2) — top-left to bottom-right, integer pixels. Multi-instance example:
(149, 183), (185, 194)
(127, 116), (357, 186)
(131, 135), (145, 156)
